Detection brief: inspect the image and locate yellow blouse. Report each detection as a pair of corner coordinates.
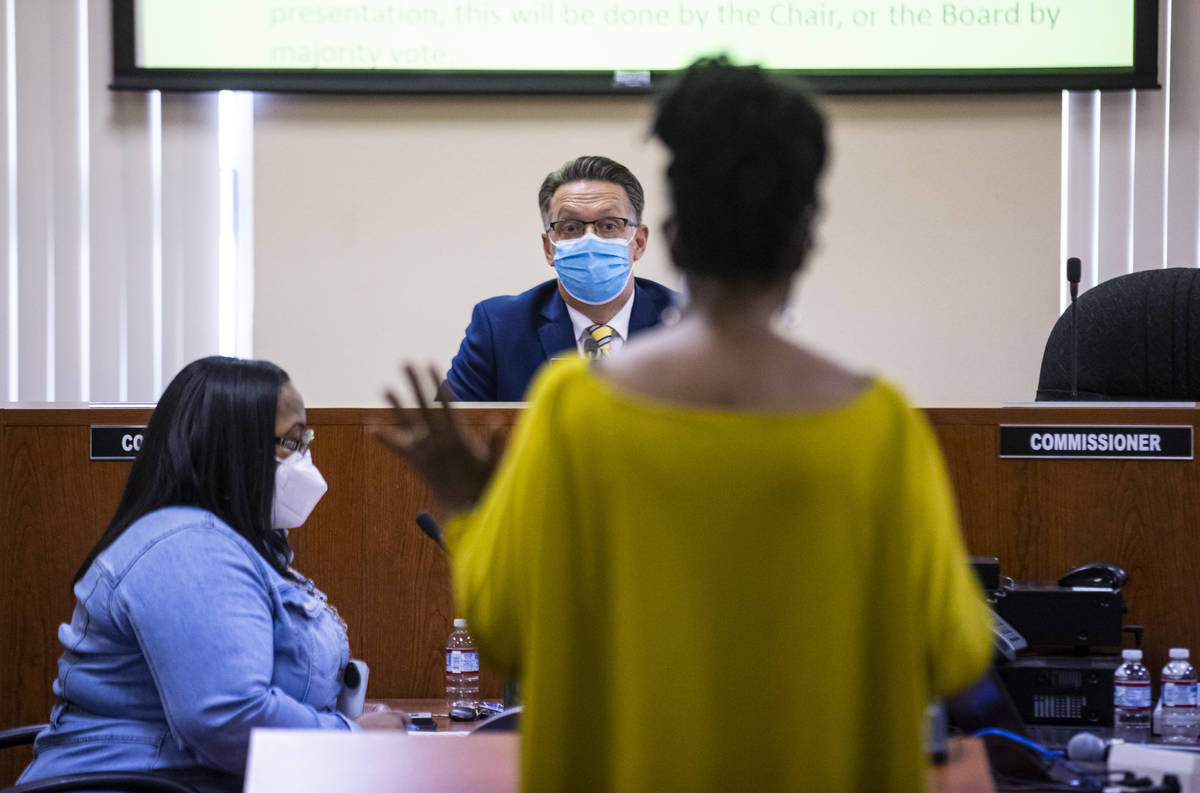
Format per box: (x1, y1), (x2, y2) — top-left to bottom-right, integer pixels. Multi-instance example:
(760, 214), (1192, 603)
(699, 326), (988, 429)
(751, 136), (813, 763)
(447, 358), (992, 793)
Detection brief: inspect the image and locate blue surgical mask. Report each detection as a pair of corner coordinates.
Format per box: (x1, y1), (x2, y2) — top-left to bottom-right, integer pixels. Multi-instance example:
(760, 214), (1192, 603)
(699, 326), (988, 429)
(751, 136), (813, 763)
(552, 232), (633, 305)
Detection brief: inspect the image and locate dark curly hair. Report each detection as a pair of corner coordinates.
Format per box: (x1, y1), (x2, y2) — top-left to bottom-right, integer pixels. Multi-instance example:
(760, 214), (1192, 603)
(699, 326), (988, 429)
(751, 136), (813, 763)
(653, 56), (827, 286)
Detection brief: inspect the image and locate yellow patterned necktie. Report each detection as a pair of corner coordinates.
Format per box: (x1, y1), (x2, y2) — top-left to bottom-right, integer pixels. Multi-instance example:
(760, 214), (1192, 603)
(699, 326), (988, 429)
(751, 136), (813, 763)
(585, 323), (615, 359)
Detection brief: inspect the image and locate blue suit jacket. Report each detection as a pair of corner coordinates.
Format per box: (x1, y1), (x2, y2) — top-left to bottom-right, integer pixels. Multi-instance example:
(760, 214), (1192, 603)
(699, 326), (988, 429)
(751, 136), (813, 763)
(446, 277), (677, 402)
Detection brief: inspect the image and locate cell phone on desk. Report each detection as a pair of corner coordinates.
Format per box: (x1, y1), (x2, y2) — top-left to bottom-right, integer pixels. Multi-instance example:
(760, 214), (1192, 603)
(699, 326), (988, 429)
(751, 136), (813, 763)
(409, 712), (437, 731)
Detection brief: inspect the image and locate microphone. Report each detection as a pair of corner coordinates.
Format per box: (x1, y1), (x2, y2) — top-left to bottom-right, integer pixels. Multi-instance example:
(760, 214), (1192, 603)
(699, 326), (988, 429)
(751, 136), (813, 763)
(1066, 257), (1082, 400)
(415, 512), (446, 551)
(1067, 256), (1082, 300)
(1066, 731), (1114, 763)
(583, 337), (600, 359)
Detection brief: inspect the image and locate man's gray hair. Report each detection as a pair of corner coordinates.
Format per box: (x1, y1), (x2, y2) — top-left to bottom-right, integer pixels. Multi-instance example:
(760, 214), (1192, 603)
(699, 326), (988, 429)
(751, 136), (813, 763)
(537, 155), (645, 227)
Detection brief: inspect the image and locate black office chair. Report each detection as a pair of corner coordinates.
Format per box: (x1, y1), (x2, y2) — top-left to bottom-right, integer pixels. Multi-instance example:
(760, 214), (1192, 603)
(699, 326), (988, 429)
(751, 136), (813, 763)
(470, 705), (521, 733)
(1, 723), (201, 793)
(1036, 267), (1200, 401)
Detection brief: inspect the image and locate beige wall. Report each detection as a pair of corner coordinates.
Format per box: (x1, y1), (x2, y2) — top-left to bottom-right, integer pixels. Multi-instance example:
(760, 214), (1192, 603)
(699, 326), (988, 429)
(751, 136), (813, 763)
(253, 92), (1060, 406)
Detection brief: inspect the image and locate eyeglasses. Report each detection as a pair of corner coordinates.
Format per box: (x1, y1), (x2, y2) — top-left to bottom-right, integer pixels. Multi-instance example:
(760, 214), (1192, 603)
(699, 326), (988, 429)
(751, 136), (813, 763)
(547, 217), (634, 240)
(275, 428), (314, 456)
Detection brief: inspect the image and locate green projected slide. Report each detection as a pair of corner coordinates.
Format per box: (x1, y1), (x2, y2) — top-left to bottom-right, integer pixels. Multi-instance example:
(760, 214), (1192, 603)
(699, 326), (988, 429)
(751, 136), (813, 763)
(136, 0), (1136, 72)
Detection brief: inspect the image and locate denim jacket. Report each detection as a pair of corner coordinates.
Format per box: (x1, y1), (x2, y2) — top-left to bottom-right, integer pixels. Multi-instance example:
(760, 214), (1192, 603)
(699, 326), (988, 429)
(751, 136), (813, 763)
(19, 506), (356, 792)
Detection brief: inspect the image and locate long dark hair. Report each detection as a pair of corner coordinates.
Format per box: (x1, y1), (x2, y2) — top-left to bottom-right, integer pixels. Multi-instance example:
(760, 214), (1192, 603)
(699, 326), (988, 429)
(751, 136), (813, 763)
(74, 356), (292, 583)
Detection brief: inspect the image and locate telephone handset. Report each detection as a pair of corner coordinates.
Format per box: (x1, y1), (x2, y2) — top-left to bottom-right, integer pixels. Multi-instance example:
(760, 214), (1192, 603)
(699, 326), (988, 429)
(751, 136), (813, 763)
(992, 612), (1027, 661)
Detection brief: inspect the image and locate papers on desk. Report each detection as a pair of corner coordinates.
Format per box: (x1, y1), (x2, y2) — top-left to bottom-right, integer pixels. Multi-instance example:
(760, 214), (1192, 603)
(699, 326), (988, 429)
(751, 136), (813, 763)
(244, 729), (518, 793)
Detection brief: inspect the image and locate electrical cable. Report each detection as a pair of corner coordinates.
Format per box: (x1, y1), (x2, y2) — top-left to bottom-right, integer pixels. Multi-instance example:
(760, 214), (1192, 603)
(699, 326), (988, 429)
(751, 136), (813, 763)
(973, 728), (1063, 760)
(974, 729), (1161, 792)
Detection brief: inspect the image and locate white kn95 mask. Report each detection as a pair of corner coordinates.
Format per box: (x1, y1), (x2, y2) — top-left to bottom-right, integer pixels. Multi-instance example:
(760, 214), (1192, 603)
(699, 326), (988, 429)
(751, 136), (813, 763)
(271, 449), (328, 529)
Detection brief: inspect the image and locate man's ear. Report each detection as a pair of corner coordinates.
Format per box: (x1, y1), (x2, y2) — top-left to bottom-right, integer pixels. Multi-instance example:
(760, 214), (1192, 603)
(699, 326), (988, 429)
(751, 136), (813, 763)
(630, 223), (650, 263)
(542, 232), (556, 268)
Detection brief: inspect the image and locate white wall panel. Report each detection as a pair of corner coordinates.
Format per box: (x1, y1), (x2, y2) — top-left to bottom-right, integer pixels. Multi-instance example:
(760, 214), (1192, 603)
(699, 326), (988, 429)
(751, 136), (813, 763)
(0, 1), (1191, 406)
(252, 94), (678, 405)
(254, 92), (1061, 406)
(0, 0), (230, 405)
(1063, 90), (1099, 301)
(220, 91), (254, 360)
(13, 0), (53, 400)
(1130, 87), (1168, 273)
(1163, 0), (1199, 270)
(116, 88), (161, 402)
(161, 93), (220, 381)
(87, 0), (153, 403)
(9, 0), (90, 402)
(803, 94), (1060, 405)
(0, 0), (15, 401)
(1063, 0), (1197, 309)
(49, 0), (86, 401)
(1096, 91), (1134, 284)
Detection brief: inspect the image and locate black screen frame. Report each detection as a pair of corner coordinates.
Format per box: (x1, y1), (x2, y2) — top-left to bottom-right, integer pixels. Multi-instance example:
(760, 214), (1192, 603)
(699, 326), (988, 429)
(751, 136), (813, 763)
(111, 0), (1161, 95)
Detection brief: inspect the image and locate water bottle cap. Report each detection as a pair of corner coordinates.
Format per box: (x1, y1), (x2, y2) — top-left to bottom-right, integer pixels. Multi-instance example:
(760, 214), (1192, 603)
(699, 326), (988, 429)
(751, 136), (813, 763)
(1122, 649), (1143, 660)
(1170, 648), (1190, 659)
(453, 618), (467, 628)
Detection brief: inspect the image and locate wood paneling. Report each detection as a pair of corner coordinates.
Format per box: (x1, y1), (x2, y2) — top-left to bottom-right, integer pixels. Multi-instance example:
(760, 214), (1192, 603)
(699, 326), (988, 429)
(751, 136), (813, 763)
(928, 407), (1200, 679)
(287, 422), (367, 658)
(1, 407), (149, 782)
(0, 404), (515, 785)
(4, 403), (1200, 783)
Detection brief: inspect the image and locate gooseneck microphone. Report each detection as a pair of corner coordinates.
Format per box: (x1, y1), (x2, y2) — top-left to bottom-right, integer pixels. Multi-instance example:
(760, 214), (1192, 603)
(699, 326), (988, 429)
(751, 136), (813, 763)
(415, 512), (446, 551)
(1066, 257), (1082, 400)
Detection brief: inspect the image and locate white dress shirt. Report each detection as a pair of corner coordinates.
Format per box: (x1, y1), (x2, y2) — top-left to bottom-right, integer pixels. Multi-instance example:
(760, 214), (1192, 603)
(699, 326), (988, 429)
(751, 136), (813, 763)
(564, 289), (635, 355)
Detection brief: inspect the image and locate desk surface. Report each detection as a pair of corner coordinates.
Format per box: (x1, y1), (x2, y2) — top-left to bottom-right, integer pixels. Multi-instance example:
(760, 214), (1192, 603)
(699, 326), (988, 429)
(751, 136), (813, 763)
(930, 738), (996, 793)
(365, 699), (996, 793)
(377, 697), (498, 733)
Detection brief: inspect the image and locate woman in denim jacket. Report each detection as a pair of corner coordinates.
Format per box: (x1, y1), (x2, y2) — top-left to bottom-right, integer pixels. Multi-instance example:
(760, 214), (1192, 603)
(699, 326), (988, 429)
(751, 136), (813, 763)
(19, 356), (406, 793)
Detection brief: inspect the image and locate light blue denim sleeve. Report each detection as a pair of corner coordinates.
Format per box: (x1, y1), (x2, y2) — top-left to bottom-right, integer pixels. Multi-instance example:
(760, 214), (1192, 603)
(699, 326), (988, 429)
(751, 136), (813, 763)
(110, 526), (354, 774)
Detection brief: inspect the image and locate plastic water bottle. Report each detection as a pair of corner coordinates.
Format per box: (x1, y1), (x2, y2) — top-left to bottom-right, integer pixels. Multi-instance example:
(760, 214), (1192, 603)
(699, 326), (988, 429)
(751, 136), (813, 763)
(445, 618), (480, 710)
(1113, 649), (1151, 742)
(1161, 647), (1200, 743)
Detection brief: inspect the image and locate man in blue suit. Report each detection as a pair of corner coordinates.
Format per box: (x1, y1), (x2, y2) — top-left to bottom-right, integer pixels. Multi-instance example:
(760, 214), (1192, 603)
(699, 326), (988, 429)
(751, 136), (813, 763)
(445, 156), (677, 401)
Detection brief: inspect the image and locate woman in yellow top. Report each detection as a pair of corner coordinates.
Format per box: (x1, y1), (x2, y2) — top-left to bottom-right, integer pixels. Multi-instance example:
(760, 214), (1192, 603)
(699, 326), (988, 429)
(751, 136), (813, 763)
(380, 56), (993, 792)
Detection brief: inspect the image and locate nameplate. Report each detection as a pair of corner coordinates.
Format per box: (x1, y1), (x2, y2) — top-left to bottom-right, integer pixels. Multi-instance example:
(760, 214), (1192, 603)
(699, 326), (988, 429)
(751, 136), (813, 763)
(90, 426), (147, 460)
(999, 425), (1193, 460)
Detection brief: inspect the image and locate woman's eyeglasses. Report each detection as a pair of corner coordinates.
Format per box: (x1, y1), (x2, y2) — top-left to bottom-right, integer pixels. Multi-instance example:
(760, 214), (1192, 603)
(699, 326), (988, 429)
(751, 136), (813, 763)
(275, 428), (314, 456)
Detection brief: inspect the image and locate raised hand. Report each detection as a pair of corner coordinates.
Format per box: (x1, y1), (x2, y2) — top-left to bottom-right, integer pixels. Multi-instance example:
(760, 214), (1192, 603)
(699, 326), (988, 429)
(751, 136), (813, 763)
(375, 364), (504, 514)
